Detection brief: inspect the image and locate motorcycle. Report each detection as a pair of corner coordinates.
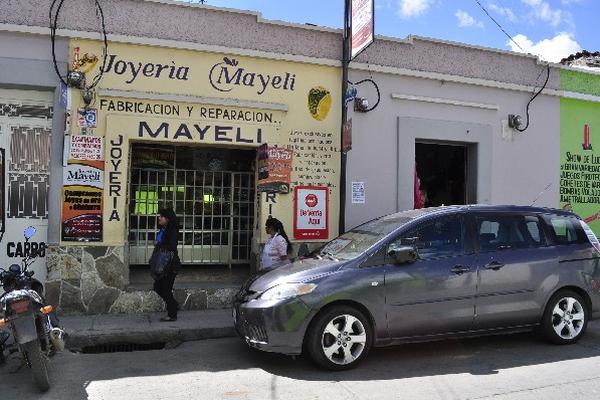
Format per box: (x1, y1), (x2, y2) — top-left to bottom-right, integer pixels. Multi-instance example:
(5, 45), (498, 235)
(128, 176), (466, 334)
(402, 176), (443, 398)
(0, 226), (65, 392)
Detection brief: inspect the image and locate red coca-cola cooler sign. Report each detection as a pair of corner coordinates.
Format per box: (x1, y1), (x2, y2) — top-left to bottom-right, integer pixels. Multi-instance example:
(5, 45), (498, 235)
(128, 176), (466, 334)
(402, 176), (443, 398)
(294, 186), (329, 240)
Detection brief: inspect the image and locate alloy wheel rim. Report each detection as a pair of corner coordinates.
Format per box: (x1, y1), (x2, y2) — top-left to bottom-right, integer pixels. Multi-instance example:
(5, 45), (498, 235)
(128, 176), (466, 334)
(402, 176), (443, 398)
(551, 296), (585, 340)
(321, 314), (367, 365)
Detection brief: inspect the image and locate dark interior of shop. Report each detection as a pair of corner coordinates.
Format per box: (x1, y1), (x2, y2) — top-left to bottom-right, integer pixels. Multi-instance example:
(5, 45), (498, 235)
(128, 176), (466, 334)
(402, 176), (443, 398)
(416, 142), (467, 207)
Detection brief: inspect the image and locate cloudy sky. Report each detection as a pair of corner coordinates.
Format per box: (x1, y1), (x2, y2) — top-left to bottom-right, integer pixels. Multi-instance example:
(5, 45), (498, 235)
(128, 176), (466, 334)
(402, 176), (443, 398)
(200, 0), (597, 63)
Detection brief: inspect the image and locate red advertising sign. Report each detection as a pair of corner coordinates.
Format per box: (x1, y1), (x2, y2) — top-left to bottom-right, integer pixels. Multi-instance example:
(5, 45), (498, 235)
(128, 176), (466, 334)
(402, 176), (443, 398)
(257, 145), (293, 193)
(294, 186), (329, 240)
(351, 0), (375, 59)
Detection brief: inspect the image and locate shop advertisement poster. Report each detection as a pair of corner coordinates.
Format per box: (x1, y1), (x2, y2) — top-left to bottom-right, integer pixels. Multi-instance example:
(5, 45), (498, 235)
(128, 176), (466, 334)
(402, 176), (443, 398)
(257, 144), (293, 193)
(351, 0), (375, 59)
(560, 97), (600, 235)
(69, 135), (104, 161)
(294, 186), (329, 240)
(62, 160), (104, 242)
(352, 181), (365, 204)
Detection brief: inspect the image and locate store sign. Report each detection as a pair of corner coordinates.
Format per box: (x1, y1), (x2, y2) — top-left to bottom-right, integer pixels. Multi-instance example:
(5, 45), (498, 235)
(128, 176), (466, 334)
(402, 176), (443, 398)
(294, 186), (329, 240)
(77, 108), (98, 128)
(62, 161), (104, 242)
(257, 145), (293, 193)
(69, 135), (104, 161)
(351, 0), (375, 59)
(209, 56), (297, 95)
(138, 121), (264, 144)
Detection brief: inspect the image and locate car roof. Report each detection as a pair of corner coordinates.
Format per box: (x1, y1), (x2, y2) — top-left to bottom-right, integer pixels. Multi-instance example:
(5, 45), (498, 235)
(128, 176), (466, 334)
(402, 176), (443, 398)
(380, 204), (578, 224)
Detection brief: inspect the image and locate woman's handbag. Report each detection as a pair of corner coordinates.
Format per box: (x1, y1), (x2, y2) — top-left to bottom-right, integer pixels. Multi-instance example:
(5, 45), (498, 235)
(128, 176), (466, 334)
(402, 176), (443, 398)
(149, 246), (174, 279)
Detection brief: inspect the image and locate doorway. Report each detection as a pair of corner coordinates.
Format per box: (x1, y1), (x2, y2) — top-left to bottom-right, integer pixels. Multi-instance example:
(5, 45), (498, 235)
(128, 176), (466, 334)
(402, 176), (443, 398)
(128, 144), (256, 267)
(415, 142), (473, 207)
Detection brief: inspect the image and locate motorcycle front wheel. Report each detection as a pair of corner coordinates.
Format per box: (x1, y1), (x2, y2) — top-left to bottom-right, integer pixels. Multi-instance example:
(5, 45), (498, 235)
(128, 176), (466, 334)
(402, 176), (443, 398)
(23, 341), (50, 391)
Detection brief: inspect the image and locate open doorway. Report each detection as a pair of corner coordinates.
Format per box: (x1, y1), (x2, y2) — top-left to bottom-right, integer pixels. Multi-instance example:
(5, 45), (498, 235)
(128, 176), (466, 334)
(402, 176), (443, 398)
(128, 143), (256, 268)
(415, 142), (473, 207)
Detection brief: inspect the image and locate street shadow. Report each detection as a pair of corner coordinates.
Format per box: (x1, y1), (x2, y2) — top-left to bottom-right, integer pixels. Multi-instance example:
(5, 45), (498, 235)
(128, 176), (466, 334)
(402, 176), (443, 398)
(3, 321), (600, 399)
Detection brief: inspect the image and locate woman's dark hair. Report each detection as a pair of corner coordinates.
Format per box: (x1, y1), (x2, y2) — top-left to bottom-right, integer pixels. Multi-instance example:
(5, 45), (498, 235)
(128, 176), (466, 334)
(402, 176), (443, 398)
(159, 208), (178, 230)
(266, 217), (292, 254)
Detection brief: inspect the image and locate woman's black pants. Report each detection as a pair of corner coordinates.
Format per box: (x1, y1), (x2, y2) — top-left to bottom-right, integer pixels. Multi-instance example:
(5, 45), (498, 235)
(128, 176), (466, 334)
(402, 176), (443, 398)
(153, 272), (178, 318)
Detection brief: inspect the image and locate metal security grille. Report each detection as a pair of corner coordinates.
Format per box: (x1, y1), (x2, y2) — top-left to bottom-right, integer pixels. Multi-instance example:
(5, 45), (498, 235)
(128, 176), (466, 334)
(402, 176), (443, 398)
(129, 168), (255, 266)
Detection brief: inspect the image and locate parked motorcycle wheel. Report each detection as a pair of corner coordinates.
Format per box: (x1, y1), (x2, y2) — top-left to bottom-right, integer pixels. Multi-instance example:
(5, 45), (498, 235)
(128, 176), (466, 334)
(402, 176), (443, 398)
(23, 341), (50, 392)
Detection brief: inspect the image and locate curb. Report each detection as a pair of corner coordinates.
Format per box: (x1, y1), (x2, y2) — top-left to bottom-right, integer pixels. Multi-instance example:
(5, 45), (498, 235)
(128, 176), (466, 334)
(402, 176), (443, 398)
(66, 326), (237, 351)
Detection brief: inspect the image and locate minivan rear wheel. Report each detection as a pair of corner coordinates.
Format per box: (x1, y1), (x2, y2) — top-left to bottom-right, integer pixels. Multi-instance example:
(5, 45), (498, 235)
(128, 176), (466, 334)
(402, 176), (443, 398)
(542, 290), (588, 345)
(306, 306), (372, 370)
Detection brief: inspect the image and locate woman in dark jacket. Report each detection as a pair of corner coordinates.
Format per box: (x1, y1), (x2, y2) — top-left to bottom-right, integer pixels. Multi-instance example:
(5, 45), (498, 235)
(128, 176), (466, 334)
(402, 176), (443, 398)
(153, 208), (181, 321)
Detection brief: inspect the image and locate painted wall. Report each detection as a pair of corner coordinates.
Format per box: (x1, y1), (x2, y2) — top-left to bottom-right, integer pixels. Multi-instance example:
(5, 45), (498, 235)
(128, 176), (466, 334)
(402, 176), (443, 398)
(560, 69), (600, 234)
(0, 32), (68, 286)
(345, 68), (560, 229)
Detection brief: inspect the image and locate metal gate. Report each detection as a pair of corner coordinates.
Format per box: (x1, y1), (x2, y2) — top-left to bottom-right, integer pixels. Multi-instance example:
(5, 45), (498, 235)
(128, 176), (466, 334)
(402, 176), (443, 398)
(129, 168), (255, 266)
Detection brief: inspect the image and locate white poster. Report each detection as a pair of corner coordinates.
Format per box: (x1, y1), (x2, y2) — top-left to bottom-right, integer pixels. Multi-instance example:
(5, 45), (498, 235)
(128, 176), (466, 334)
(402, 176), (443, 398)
(352, 181), (366, 204)
(69, 135), (104, 161)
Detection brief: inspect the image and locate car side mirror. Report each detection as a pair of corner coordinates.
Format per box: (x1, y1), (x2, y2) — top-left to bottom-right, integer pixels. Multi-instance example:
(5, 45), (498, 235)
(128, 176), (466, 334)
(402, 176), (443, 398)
(388, 246), (418, 265)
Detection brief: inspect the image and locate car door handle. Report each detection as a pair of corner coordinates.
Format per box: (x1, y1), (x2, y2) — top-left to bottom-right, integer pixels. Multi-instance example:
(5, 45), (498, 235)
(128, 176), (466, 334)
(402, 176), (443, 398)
(450, 265), (471, 275)
(484, 261), (505, 271)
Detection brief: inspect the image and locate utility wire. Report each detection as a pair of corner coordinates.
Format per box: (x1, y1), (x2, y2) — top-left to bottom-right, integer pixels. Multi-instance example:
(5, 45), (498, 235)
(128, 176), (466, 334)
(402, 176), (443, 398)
(473, 0), (551, 132)
(473, 0), (526, 53)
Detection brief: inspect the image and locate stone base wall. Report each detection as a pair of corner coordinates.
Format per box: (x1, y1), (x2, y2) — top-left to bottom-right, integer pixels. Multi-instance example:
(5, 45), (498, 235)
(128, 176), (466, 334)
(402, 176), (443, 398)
(46, 245), (238, 315)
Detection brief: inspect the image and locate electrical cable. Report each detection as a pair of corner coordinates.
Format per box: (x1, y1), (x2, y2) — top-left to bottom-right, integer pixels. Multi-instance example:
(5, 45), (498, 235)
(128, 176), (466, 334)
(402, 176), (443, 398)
(516, 63), (550, 132)
(473, 0), (525, 53)
(49, 0), (109, 90)
(473, 0), (551, 133)
(349, 78), (381, 112)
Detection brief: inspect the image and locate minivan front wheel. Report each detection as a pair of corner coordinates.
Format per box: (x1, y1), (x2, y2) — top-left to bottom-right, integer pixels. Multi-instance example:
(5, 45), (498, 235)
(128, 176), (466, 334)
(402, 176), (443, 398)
(542, 290), (588, 344)
(306, 306), (372, 370)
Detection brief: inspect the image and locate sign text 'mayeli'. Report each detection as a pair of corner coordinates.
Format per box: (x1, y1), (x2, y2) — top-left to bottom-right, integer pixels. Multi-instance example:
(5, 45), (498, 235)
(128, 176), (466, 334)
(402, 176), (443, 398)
(139, 121), (263, 144)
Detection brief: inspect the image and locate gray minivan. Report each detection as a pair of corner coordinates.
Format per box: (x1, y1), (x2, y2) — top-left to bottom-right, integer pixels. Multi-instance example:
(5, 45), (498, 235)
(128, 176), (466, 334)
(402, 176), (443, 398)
(233, 206), (600, 370)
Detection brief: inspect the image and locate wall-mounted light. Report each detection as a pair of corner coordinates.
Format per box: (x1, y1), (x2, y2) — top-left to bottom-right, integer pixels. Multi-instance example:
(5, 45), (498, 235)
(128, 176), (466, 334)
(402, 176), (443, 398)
(354, 97), (370, 112)
(508, 114), (524, 130)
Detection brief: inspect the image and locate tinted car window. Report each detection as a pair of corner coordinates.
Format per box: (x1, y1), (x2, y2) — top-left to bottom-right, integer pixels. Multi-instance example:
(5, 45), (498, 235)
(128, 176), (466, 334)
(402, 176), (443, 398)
(477, 214), (545, 252)
(391, 215), (464, 260)
(545, 215), (586, 245)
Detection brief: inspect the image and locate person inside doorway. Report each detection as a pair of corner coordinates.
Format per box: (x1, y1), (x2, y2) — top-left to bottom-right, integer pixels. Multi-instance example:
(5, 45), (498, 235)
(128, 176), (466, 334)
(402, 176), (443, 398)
(262, 217), (292, 270)
(153, 208), (181, 322)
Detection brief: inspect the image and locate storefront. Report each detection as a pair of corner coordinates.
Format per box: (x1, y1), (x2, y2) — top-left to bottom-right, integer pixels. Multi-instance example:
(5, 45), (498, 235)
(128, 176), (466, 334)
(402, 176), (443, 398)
(48, 39), (341, 314)
(559, 68), (600, 234)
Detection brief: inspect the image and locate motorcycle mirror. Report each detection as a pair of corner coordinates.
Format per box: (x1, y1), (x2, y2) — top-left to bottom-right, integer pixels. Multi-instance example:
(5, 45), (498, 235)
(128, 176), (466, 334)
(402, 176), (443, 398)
(23, 226), (36, 242)
(8, 264), (20, 274)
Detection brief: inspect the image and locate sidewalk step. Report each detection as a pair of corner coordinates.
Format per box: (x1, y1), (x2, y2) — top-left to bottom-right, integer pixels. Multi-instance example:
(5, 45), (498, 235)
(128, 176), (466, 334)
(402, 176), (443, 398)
(62, 309), (236, 351)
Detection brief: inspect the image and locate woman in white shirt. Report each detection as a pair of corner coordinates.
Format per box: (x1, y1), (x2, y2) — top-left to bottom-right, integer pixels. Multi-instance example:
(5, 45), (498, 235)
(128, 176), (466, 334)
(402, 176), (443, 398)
(261, 217), (292, 270)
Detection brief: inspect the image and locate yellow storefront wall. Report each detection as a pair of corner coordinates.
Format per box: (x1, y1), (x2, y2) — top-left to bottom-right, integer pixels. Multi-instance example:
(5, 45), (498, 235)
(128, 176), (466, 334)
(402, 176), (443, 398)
(66, 39), (341, 248)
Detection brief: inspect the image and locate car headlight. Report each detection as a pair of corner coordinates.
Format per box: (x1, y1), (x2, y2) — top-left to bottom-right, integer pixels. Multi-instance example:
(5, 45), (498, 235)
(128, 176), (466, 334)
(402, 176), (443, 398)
(260, 283), (317, 301)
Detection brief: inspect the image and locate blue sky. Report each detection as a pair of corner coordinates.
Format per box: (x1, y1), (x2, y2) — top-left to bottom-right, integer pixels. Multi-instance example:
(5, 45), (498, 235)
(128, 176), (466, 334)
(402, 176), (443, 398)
(195, 0), (598, 62)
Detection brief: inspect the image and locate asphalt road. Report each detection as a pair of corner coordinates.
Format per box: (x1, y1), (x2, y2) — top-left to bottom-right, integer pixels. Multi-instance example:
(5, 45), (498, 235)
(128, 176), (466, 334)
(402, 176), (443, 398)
(3, 322), (600, 400)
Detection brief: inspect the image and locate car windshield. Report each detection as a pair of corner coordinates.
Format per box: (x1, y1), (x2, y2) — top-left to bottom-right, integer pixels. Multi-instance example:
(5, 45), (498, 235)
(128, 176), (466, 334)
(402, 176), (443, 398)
(316, 214), (415, 260)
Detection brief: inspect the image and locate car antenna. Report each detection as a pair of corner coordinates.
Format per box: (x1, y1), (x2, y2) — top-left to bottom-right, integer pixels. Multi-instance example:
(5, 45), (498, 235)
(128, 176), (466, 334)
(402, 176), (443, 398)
(530, 183), (552, 206)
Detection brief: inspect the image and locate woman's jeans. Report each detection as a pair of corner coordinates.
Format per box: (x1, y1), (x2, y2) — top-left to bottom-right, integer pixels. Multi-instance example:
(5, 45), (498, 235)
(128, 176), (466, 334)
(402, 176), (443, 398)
(153, 272), (178, 318)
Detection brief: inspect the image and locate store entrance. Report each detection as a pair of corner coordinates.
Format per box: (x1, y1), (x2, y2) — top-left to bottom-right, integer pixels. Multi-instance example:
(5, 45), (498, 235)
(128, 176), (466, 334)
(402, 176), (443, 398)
(415, 142), (471, 207)
(128, 144), (256, 267)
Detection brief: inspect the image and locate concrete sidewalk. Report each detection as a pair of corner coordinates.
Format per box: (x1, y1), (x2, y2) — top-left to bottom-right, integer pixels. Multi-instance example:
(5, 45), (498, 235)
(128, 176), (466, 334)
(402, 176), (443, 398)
(62, 309), (236, 351)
